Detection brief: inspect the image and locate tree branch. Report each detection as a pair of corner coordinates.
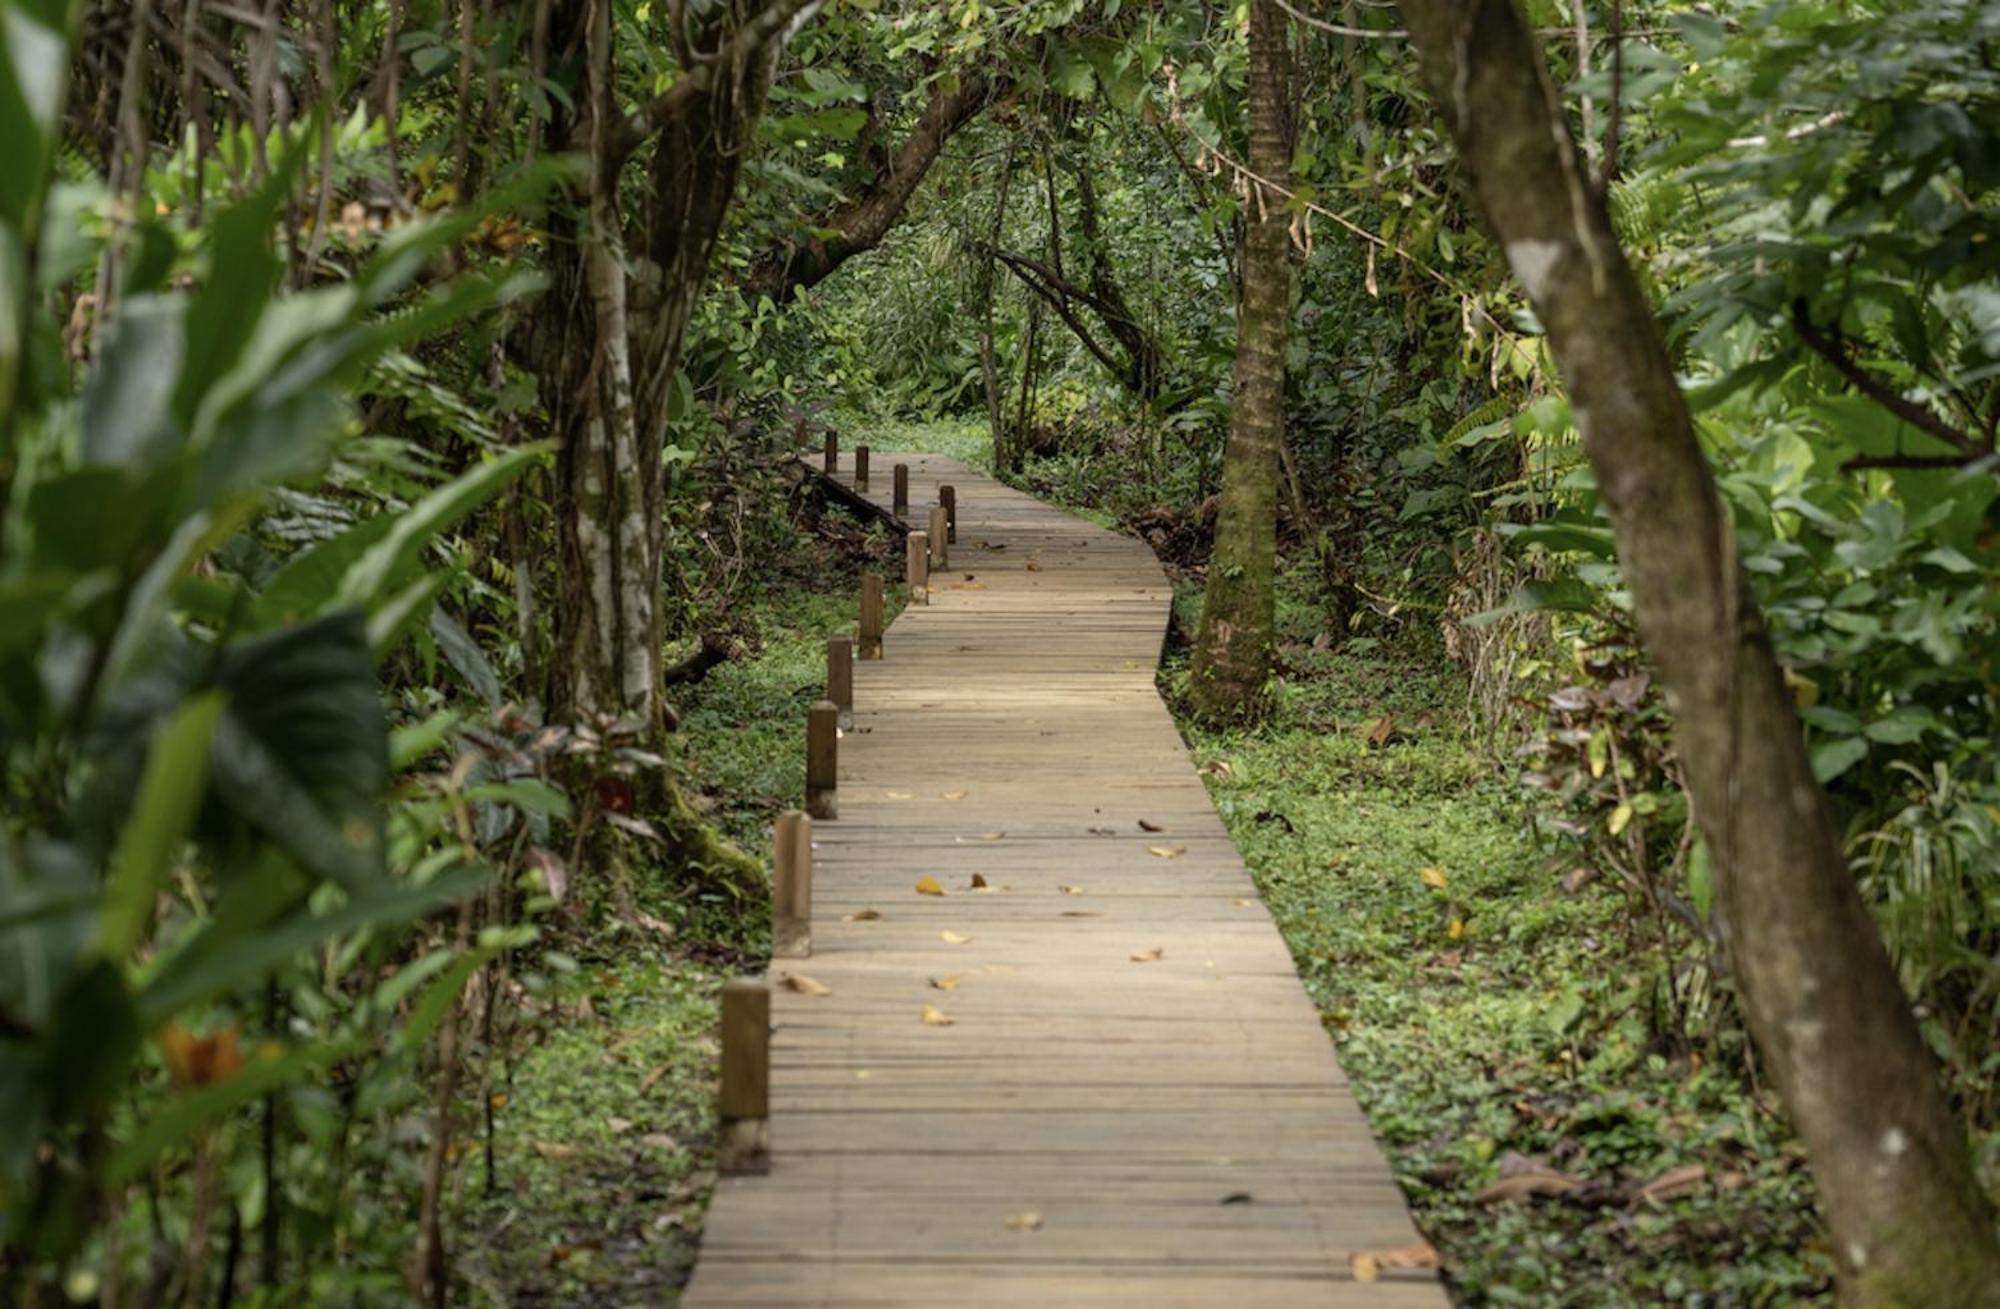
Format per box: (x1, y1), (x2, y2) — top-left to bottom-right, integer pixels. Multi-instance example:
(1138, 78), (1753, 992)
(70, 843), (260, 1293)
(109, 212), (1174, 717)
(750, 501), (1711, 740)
(607, 0), (822, 169)
(741, 72), (998, 300)
(1791, 299), (1983, 458)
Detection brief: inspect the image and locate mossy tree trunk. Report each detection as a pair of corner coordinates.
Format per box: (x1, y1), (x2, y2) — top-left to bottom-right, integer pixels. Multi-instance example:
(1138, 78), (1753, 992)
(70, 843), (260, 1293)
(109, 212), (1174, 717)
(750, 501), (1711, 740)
(1398, 1), (2000, 1302)
(1189, 0), (1290, 719)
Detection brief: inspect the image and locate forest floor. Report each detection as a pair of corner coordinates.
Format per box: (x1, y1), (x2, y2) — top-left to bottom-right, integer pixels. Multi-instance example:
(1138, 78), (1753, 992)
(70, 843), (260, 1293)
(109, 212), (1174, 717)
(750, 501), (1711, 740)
(462, 420), (1833, 1306)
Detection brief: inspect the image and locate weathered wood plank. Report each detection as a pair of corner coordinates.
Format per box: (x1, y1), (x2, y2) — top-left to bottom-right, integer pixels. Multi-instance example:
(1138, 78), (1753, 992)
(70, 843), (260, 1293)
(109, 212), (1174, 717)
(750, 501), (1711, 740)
(682, 455), (1441, 1305)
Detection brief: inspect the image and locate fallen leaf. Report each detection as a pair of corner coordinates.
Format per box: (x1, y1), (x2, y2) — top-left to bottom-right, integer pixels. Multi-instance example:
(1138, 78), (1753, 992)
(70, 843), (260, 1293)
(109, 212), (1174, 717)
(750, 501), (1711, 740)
(884, 790), (914, 800)
(1202, 759), (1234, 777)
(1420, 866), (1448, 890)
(1447, 918), (1465, 941)
(1060, 910), (1100, 917)
(1347, 1240), (1438, 1283)
(635, 912), (676, 939)
(941, 930), (971, 944)
(1219, 1192), (1253, 1205)
(921, 1004), (956, 1027)
(527, 846), (569, 903)
(1147, 845), (1187, 859)
(781, 972), (832, 997)
(1004, 1211), (1044, 1232)
(1130, 946), (1165, 963)
(928, 975), (961, 991)
(160, 1025), (243, 1090)
(1057, 884), (1084, 895)
(1475, 1169), (1579, 1205)
(1231, 898), (1253, 908)
(533, 1141), (580, 1160)
(1634, 1164), (1707, 1206)
(844, 908), (883, 922)
(1087, 825), (1117, 835)
(639, 1133), (678, 1152)
(941, 790), (969, 800)
(1025, 559), (1043, 572)
(969, 873), (989, 889)
(606, 1116), (634, 1134)
(1365, 715), (1396, 748)
(976, 831), (1005, 841)
(1138, 819), (1167, 832)
(914, 877), (946, 896)
(638, 1064), (669, 1094)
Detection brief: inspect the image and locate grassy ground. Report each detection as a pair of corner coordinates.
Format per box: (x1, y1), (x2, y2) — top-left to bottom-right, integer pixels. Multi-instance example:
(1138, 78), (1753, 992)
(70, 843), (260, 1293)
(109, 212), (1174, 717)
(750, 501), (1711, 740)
(1170, 571), (1833, 1305)
(454, 502), (906, 1305)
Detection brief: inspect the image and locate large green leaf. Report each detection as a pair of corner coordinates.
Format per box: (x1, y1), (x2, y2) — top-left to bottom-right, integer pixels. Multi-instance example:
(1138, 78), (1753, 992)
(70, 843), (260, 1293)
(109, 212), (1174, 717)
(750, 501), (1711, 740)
(335, 444), (549, 610)
(81, 293), (186, 467)
(209, 611), (390, 889)
(98, 692), (223, 960)
(170, 157), (299, 428)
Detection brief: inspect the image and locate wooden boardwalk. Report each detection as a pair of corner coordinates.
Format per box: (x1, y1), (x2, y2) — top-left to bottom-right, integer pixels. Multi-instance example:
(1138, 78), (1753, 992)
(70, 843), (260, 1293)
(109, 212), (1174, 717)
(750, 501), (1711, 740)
(681, 453), (1444, 1306)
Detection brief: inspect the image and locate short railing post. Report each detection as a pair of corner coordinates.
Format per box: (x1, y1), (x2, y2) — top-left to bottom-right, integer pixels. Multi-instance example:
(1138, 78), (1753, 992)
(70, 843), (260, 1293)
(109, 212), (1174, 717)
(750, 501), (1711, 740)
(892, 463), (909, 516)
(772, 810), (812, 958)
(858, 573), (884, 660)
(793, 413), (807, 450)
(940, 484), (957, 544)
(806, 700), (839, 819)
(822, 429), (837, 474)
(717, 978), (771, 1175)
(854, 445), (870, 491)
(928, 506), (948, 570)
(827, 633), (853, 729)
(907, 531), (930, 605)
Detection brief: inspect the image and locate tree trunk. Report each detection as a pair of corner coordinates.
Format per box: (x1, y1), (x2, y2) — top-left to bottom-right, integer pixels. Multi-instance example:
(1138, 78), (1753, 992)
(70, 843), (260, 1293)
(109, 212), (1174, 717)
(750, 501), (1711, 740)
(978, 147), (1018, 469)
(1397, 1), (2000, 1302)
(1188, 0), (1289, 719)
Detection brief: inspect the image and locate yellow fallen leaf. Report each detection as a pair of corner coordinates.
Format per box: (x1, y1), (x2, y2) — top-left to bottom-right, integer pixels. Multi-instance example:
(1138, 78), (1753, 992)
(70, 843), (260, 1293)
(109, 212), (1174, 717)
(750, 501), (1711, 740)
(1447, 917), (1465, 941)
(1347, 1239), (1440, 1282)
(1147, 846), (1187, 859)
(844, 908), (882, 922)
(1130, 946), (1165, 963)
(884, 789), (914, 800)
(941, 929), (972, 945)
(1608, 801), (1634, 836)
(780, 972), (831, 997)
(533, 1141), (579, 1160)
(1420, 866), (1448, 890)
(928, 975), (961, 991)
(1231, 898), (1253, 908)
(853, 1069), (872, 1080)
(921, 1004), (955, 1027)
(1058, 884), (1084, 895)
(976, 831), (1005, 841)
(941, 790), (969, 800)
(1004, 1211), (1043, 1232)
(914, 877), (946, 896)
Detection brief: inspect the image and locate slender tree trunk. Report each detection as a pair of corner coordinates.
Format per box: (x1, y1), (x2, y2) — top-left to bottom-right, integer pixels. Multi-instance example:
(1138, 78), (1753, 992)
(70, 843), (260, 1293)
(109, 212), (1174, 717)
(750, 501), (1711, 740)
(978, 147), (1018, 469)
(1397, 1), (2000, 1302)
(1189, 0), (1290, 718)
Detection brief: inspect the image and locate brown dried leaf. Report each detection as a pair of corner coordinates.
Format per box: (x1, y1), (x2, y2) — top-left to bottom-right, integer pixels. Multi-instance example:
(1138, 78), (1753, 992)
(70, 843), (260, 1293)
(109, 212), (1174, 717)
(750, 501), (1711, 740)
(920, 1004), (956, 1027)
(1130, 946), (1165, 963)
(969, 873), (989, 889)
(928, 975), (961, 992)
(1365, 715), (1397, 748)
(1347, 1240), (1438, 1283)
(533, 1141), (580, 1160)
(1057, 884), (1084, 895)
(1004, 1211), (1043, 1232)
(781, 972), (832, 997)
(1147, 845), (1187, 859)
(1634, 1164), (1707, 1206)
(844, 908), (883, 922)
(1025, 559), (1043, 572)
(1138, 819), (1167, 832)
(1475, 1170), (1579, 1205)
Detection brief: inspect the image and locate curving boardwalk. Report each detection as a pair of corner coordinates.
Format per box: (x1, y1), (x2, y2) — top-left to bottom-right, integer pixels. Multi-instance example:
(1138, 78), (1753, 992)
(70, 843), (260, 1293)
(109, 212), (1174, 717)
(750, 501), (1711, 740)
(681, 453), (1445, 1306)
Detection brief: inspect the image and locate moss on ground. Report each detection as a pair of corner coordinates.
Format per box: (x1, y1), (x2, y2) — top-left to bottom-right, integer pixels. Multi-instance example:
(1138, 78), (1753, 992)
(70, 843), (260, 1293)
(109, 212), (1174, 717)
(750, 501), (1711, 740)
(1174, 572), (1835, 1305)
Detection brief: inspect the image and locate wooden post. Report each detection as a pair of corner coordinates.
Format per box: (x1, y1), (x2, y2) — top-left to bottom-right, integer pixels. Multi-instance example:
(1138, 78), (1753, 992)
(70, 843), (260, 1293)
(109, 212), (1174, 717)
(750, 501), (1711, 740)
(773, 811), (812, 958)
(854, 445), (870, 491)
(928, 506), (948, 570)
(858, 573), (884, 660)
(717, 978), (770, 1175)
(806, 700), (838, 819)
(793, 413), (807, 450)
(940, 484), (957, 544)
(906, 530), (930, 605)
(827, 633), (853, 729)
(892, 462), (909, 516)
(822, 429), (837, 474)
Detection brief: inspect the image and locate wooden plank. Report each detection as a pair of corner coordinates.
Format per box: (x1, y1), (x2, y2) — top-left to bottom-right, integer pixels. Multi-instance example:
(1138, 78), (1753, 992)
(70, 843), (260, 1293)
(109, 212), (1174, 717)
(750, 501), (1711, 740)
(681, 454), (1442, 1304)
